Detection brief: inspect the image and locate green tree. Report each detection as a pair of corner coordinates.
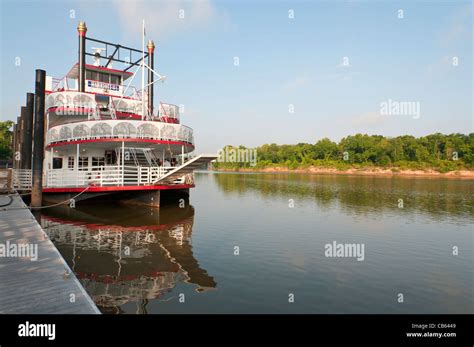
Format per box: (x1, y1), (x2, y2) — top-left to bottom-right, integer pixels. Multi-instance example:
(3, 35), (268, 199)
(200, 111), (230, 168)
(0, 121), (14, 161)
(314, 138), (339, 160)
(213, 132), (474, 172)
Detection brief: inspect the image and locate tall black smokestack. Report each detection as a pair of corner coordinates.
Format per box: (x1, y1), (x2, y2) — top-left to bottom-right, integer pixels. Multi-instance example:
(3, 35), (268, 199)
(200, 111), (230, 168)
(31, 69), (46, 208)
(147, 40), (155, 115)
(77, 21), (87, 93)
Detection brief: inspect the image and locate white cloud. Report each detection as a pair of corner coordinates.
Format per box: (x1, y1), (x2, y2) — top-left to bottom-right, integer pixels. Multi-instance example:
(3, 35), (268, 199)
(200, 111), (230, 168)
(350, 111), (387, 128)
(113, 0), (224, 40)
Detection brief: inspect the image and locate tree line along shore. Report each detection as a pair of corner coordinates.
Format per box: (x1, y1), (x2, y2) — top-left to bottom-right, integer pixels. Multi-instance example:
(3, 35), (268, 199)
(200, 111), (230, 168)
(212, 133), (474, 177)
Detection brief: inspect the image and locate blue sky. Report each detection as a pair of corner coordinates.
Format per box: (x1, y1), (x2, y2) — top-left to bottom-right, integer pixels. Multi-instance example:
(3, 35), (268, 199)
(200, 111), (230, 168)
(1, 0), (472, 153)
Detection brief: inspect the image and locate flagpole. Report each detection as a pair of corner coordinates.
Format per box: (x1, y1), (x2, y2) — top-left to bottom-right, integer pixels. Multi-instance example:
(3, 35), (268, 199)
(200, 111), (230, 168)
(141, 19), (145, 120)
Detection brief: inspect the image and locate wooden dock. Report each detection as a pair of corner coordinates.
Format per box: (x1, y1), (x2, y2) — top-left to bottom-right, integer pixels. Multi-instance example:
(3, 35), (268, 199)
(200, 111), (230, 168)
(0, 193), (100, 314)
(0, 169), (13, 194)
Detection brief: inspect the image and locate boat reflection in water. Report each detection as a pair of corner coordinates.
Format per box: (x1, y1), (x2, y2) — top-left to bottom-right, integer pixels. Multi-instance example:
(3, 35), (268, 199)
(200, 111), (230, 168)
(40, 203), (216, 314)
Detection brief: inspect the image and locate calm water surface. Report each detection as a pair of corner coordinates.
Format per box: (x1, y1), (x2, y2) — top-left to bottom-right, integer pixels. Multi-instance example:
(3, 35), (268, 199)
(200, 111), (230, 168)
(40, 172), (473, 313)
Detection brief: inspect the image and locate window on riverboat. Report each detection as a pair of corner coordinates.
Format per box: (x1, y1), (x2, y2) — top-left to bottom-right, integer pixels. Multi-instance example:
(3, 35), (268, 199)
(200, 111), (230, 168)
(100, 72), (109, 83)
(92, 157), (105, 170)
(53, 158), (63, 169)
(78, 156), (89, 171)
(105, 150), (116, 165)
(68, 157), (74, 170)
(110, 74), (120, 85)
(88, 71), (99, 81)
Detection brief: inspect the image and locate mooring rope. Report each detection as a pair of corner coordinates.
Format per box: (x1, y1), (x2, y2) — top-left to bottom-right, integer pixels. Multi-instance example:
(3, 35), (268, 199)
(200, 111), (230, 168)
(3, 191), (32, 197)
(0, 195), (13, 208)
(30, 186), (91, 210)
(0, 186), (91, 212)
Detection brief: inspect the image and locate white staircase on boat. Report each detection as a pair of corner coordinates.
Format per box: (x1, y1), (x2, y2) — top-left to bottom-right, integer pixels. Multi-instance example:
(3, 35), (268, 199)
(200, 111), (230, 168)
(121, 148), (159, 167)
(153, 154), (218, 184)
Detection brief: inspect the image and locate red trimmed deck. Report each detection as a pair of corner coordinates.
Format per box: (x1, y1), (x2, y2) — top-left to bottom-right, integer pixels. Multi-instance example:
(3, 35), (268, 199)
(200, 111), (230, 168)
(47, 106), (177, 121)
(43, 184), (194, 193)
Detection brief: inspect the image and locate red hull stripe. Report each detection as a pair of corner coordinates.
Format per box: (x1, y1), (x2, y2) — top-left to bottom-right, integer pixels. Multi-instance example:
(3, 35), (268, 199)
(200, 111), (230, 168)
(42, 214), (188, 232)
(43, 184), (194, 193)
(46, 138), (194, 148)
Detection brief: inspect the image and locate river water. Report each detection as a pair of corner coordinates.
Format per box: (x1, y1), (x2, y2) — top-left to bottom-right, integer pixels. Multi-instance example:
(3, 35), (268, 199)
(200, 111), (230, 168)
(40, 172), (473, 314)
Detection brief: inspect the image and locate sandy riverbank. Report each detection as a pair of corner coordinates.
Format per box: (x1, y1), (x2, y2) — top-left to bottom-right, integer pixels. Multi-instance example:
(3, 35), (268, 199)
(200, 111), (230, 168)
(212, 167), (474, 178)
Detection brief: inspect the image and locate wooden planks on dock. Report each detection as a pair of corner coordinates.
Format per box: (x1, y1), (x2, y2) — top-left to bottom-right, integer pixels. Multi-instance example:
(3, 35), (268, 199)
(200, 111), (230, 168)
(0, 169), (13, 194)
(0, 194), (100, 314)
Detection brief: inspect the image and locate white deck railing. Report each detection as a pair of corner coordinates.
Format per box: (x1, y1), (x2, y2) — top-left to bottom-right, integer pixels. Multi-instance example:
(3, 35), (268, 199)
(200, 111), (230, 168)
(13, 169), (32, 190)
(44, 165), (188, 188)
(46, 91), (144, 116)
(46, 119), (194, 147)
(46, 90), (181, 122)
(10, 166), (193, 190)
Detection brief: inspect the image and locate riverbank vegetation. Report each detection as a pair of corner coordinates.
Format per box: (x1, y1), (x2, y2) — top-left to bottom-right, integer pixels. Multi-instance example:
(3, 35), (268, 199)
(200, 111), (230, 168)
(0, 121), (14, 161)
(213, 133), (474, 173)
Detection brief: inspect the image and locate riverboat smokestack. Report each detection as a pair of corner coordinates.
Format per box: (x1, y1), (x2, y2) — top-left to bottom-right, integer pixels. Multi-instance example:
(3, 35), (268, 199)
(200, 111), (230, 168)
(147, 40), (155, 115)
(77, 21), (87, 93)
(31, 69), (46, 208)
(23, 92), (35, 170)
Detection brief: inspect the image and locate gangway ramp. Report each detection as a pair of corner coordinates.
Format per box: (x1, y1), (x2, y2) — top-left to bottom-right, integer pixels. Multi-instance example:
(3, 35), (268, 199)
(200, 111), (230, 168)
(153, 154), (217, 184)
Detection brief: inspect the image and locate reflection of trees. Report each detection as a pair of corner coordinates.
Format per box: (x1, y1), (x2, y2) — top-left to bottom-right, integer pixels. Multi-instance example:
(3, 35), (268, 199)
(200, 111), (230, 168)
(212, 173), (474, 220)
(40, 204), (216, 314)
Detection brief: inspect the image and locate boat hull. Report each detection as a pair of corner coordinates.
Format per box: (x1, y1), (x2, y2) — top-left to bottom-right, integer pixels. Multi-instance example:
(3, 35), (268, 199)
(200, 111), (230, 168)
(41, 185), (192, 208)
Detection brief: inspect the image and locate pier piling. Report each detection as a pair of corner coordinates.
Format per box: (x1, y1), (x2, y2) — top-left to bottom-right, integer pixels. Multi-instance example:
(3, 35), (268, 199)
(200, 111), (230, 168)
(14, 116), (21, 169)
(19, 106), (27, 169)
(23, 92), (35, 170)
(12, 124), (17, 169)
(31, 69), (46, 208)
